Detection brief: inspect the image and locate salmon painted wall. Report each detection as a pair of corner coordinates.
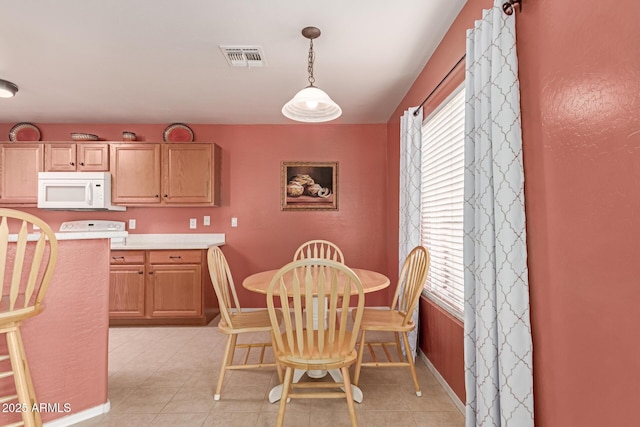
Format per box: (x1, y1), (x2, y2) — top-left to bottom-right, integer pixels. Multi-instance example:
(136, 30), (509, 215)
(391, 0), (640, 425)
(386, 0), (493, 405)
(0, 123), (390, 307)
(517, 0), (640, 425)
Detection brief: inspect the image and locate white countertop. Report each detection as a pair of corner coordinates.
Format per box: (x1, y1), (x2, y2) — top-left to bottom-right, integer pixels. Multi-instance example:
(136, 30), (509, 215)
(110, 233), (225, 250)
(11, 231), (128, 242)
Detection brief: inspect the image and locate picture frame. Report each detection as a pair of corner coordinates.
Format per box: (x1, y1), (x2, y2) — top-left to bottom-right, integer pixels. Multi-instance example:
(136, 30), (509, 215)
(281, 161), (338, 211)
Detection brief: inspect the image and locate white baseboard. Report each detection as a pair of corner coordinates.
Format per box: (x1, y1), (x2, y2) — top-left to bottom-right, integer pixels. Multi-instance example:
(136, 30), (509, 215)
(43, 400), (110, 427)
(418, 350), (465, 414)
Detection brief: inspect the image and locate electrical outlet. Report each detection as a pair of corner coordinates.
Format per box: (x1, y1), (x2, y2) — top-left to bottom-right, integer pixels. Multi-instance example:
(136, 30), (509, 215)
(203, 215), (210, 226)
(189, 218), (197, 229)
(231, 217), (238, 228)
(129, 219), (136, 230)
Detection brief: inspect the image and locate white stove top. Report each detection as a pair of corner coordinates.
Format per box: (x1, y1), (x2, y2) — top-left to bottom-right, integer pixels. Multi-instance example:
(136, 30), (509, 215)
(59, 220), (126, 232)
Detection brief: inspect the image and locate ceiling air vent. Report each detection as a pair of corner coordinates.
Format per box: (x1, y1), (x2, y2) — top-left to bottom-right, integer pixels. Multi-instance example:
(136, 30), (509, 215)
(219, 46), (266, 68)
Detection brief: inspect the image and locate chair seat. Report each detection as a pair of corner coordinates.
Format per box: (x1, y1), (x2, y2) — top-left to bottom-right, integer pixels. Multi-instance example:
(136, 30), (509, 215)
(218, 309), (281, 334)
(274, 330), (358, 369)
(357, 308), (415, 332)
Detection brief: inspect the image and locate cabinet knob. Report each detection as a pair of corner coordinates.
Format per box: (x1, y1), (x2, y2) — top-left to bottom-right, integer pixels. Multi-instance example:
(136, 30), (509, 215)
(154, 194), (159, 198)
(163, 194), (168, 198)
(169, 256), (182, 259)
(138, 271), (143, 275)
(148, 271), (153, 275)
(70, 162), (75, 166)
(79, 162), (85, 166)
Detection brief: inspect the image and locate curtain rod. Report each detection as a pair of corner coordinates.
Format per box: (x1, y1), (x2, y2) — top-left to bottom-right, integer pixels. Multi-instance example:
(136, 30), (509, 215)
(413, 54), (466, 116)
(412, 0), (521, 117)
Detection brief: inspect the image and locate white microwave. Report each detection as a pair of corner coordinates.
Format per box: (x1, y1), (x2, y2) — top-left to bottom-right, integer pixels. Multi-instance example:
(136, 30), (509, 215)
(37, 172), (126, 211)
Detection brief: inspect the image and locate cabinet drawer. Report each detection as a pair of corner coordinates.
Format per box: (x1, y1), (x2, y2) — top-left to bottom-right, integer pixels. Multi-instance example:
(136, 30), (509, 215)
(148, 250), (201, 264)
(111, 251), (145, 264)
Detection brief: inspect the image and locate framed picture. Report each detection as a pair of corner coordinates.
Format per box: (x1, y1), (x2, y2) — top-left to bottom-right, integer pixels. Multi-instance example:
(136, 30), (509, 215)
(281, 161), (338, 211)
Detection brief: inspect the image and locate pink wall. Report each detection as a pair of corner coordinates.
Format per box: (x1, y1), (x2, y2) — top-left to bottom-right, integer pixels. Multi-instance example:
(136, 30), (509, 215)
(0, 239), (110, 425)
(0, 123), (391, 307)
(518, 0), (640, 425)
(392, 0), (640, 425)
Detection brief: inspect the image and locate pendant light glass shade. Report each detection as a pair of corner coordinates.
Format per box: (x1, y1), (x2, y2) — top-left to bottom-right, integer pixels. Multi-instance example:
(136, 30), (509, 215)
(282, 86), (342, 122)
(0, 79), (18, 98)
(282, 26), (341, 123)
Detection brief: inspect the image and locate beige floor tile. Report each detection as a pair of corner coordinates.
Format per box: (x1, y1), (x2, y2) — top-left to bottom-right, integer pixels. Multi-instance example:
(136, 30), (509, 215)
(202, 412), (260, 427)
(411, 411), (465, 427)
(110, 386), (179, 414)
(149, 412), (209, 426)
(92, 322), (465, 426)
(161, 387), (217, 413)
(256, 410), (311, 427)
(360, 410), (418, 426)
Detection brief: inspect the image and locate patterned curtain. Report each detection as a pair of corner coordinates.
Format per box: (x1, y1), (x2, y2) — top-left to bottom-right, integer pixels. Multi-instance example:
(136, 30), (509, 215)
(399, 106), (422, 359)
(463, 3), (534, 427)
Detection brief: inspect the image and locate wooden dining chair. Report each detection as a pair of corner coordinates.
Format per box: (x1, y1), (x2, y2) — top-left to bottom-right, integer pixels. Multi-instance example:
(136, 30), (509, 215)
(0, 208), (58, 427)
(293, 239), (344, 263)
(207, 246), (283, 401)
(267, 258), (365, 427)
(353, 245), (430, 396)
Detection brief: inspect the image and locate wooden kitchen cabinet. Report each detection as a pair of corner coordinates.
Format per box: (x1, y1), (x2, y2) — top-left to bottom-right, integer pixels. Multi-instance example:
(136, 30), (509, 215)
(110, 143), (221, 206)
(110, 143), (161, 204)
(0, 143), (44, 205)
(109, 251), (146, 319)
(45, 143), (109, 171)
(109, 249), (218, 326)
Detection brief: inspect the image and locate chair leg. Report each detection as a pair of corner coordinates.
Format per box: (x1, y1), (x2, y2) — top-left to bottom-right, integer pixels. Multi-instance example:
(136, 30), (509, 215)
(214, 334), (237, 400)
(16, 328), (42, 426)
(401, 332), (421, 397)
(353, 330), (366, 386)
(276, 367), (293, 427)
(6, 329), (37, 427)
(394, 332), (403, 360)
(341, 366), (358, 427)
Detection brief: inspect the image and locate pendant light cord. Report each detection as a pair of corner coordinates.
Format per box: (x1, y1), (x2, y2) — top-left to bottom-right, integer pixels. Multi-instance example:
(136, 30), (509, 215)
(307, 39), (316, 87)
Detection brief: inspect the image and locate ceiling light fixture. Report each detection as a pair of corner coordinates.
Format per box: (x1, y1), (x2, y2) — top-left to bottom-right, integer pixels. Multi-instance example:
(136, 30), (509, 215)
(0, 79), (18, 98)
(282, 27), (341, 123)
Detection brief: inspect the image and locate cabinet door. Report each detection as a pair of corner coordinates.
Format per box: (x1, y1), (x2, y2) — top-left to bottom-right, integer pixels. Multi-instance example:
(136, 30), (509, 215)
(162, 144), (217, 205)
(110, 143), (161, 204)
(78, 143), (109, 171)
(45, 144), (76, 171)
(148, 264), (202, 318)
(109, 265), (146, 318)
(0, 144), (44, 204)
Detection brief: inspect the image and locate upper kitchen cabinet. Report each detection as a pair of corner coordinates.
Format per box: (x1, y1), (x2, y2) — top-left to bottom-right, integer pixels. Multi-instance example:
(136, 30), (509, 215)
(45, 143), (109, 171)
(0, 143), (44, 205)
(110, 143), (221, 206)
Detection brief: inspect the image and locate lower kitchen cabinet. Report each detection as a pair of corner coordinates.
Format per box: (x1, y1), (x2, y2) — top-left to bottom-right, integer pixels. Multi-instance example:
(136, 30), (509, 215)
(109, 249), (219, 326)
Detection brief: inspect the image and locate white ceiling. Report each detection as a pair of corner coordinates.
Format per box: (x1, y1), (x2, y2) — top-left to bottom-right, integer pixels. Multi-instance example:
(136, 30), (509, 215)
(0, 0), (466, 125)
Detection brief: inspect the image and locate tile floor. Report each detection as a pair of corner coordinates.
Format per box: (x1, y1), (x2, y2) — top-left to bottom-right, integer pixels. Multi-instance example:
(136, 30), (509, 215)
(75, 319), (464, 427)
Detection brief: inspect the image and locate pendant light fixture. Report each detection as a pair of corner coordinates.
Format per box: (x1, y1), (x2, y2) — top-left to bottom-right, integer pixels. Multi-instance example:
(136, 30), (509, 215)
(282, 27), (342, 123)
(0, 79), (18, 98)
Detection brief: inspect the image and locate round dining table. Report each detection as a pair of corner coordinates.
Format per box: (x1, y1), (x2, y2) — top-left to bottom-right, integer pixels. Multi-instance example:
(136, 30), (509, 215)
(242, 266), (390, 404)
(243, 267), (390, 295)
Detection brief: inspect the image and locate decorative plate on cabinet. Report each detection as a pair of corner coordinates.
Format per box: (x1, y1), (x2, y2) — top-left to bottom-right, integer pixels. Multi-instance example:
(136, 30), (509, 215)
(71, 133), (99, 141)
(163, 123), (194, 142)
(9, 122), (41, 142)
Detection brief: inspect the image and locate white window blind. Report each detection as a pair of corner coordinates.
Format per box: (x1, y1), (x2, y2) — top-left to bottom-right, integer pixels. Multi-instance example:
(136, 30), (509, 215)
(420, 86), (465, 319)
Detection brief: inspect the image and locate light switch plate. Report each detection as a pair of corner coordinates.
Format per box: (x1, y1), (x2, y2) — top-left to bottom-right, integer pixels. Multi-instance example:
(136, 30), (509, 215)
(189, 218), (197, 229)
(129, 219), (136, 230)
(231, 217), (238, 227)
(203, 215), (210, 226)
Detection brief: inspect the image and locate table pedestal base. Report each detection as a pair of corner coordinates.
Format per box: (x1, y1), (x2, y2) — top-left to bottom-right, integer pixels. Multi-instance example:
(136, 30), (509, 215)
(268, 368), (363, 404)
